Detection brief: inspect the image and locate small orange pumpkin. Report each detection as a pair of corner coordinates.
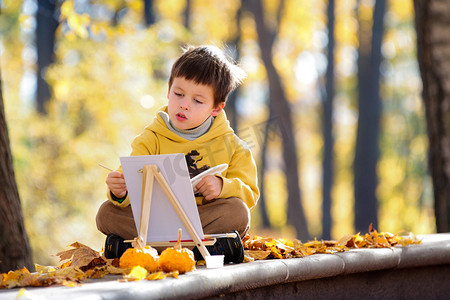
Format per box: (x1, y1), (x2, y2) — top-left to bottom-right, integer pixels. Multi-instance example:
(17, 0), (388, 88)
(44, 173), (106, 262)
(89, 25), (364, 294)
(119, 245), (159, 273)
(159, 229), (196, 274)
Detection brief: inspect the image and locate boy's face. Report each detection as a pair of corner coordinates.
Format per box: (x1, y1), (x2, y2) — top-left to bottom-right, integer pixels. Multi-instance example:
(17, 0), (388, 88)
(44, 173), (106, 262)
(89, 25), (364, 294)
(167, 77), (224, 130)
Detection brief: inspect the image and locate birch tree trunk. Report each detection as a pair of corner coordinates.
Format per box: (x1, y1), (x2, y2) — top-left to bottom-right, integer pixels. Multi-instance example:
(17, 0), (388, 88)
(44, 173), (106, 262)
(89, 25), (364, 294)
(414, 0), (450, 232)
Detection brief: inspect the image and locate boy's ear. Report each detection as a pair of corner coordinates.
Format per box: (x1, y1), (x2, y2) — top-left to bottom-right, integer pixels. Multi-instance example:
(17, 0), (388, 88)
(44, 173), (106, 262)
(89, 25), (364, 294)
(211, 102), (225, 117)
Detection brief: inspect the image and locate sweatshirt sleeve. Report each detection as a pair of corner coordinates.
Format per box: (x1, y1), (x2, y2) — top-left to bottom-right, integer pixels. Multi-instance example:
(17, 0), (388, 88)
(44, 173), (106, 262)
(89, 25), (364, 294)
(216, 140), (260, 209)
(106, 128), (158, 207)
(106, 166), (131, 207)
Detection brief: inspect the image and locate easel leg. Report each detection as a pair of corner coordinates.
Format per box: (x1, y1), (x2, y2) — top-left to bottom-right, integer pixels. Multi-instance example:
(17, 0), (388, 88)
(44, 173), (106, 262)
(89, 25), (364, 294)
(153, 166), (211, 259)
(136, 165), (154, 249)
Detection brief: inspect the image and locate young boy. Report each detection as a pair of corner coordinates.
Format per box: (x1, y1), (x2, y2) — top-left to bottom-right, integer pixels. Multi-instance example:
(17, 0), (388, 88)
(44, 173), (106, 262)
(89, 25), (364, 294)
(96, 45), (259, 261)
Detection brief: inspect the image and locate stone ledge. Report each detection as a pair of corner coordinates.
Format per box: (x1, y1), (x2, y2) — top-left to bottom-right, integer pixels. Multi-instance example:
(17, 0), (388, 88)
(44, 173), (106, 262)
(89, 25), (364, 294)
(1, 234), (449, 299)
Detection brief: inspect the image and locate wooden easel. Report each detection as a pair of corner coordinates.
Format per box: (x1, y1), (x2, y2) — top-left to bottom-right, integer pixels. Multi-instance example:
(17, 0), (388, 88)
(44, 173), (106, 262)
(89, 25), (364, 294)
(133, 165), (211, 259)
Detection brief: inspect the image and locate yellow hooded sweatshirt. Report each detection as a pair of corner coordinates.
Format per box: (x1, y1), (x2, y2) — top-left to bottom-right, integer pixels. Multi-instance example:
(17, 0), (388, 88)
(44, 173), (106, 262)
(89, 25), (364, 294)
(107, 106), (259, 209)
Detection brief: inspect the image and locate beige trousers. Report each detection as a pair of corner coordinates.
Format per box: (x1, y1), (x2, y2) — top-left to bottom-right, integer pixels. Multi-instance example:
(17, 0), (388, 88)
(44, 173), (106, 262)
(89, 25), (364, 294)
(96, 197), (250, 240)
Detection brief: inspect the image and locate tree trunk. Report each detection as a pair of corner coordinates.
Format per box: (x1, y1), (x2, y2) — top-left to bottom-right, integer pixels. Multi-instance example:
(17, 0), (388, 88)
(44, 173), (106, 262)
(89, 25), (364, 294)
(321, 0), (335, 240)
(250, 0), (310, 240)
(258, 112), (275, 228)
(36, 0), (58, 115)
(414, 0), (450, 232)
(353, 0), (386, 233)
(144, 0), (156, 26)
(224, 3), (243, 131)
(0, 69), (33, 273)
(183, 0), (191, 29)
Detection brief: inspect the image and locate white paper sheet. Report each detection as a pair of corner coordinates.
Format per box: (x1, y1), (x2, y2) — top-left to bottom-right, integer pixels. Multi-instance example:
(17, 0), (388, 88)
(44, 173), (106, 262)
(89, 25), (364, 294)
(120, 154), (204, 242)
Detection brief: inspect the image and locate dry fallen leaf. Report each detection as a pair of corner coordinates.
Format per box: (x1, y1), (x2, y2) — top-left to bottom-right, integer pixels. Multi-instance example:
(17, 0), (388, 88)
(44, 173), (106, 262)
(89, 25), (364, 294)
(121, 266), (179, 282)
(56, 242), (102, 270)
(243, 225), (421, 261)
(146, 271), (178, 280)
(244, 250), (270, 260)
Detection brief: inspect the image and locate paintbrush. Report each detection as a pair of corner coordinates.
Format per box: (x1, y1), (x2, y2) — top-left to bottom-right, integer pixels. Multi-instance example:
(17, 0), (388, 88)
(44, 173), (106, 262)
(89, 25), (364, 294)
(98, 163), (114, 172)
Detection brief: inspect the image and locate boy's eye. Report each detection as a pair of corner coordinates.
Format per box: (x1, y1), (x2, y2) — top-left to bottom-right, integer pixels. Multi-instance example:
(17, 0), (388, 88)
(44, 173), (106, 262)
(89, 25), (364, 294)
(174, 92), (183, 97)
(194, 99), (203, 104)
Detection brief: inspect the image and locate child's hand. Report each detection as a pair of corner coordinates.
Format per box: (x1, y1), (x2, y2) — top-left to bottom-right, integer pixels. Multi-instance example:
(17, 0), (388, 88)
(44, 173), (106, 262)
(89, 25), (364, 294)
(106, 171), (127, 198)
(195, 175), (223, 201)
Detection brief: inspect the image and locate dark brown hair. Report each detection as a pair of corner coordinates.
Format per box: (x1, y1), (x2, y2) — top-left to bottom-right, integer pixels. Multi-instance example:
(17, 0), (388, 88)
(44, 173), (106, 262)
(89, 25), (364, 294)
(168, 45), (246, 107)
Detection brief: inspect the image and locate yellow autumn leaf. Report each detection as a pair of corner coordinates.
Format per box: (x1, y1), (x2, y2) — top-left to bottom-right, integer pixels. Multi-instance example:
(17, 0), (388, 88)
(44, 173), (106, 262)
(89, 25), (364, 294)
(35, 264), (56, 273)
(90, 23), (105, 35)
(124, 266), (148, 281)
(264, 240), (277, 248)
(146, 271), (165, 280)
(279, 238), (294, 248)
(0, 268), (31, 289)
(146, 271), (179, 280)
(67, 15), (89, 38)
(16, 288), (27, 297)
(353, 233), (364, 243)
(270, 246), (283, 259)
(53, 266), (86, 281)
(18, 14), (33, 29)
(61, 280), (79, 287)
(60, 0), (75, 20)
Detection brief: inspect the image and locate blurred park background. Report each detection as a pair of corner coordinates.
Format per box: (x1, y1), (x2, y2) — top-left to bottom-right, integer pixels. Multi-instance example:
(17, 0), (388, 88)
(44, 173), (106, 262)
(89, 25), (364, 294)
(1, 0), (433, 266)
